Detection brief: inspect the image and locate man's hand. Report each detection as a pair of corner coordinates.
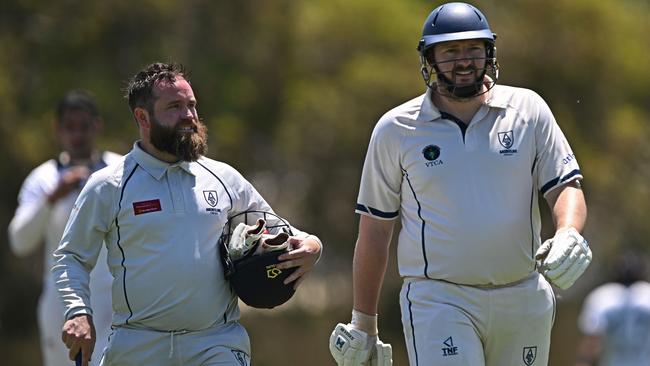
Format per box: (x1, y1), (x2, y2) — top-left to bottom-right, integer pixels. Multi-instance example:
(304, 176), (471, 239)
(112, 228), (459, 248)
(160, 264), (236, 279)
(61, 314), (96, 366)
(329, 323), (392, 366)
(276, 236), (321, 289)
(535, 227), (592, 289)
(48, 166), (90, 204)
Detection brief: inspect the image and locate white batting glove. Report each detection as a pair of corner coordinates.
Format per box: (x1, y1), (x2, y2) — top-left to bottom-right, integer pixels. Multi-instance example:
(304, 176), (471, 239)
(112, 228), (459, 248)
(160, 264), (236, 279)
(329, 323), (392, 366)
(370, 340), (393, 366)
(535, 227), (592, 290)
(228, 218), (266, 260)
(253, 232), (291, 255)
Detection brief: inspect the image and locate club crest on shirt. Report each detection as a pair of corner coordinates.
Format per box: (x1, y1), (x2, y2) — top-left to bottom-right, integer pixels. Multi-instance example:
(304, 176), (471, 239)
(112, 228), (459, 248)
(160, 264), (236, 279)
(231, 350), (250, 366)
(498, 130), (518, 155)
(523, 346), (537, 365)
(422, 144), (443, 167)
(203, 190), (218, 207)
(203, 190), (221, 214)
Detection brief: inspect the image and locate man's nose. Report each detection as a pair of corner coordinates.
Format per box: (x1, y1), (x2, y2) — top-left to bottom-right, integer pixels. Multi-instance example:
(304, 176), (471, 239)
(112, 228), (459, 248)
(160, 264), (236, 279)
(454, 55), (475, 68)
(181, 107), (195, 119)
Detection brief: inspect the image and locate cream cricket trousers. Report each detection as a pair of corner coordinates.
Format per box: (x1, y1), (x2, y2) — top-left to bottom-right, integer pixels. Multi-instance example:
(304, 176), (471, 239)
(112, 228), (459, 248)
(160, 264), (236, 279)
(400, 272), (555, 366)
(100, 321), (251, 366)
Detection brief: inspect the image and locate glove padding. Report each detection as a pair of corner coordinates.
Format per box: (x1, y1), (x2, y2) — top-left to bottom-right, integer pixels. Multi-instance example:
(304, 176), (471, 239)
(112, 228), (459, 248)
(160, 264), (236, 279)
(228, 219), (267, 260)
(535, 227), (592, 290)
(329, 323), (392, 366)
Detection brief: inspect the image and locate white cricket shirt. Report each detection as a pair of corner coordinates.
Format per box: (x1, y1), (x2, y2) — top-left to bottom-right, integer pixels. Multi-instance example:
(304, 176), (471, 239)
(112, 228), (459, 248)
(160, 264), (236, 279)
(578, 281), (650, 366)
(52, 142), (296, 331)
(9, 151), (120, 365)
(356, 85), (582, 285)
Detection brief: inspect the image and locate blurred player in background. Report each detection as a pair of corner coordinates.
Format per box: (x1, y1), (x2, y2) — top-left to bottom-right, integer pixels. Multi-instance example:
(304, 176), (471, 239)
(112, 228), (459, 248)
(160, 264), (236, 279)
(8, 90), (119, 365)
(52, 62), (322, 366)
(329, 2), (591, 365)
(575, 249), (650, 366)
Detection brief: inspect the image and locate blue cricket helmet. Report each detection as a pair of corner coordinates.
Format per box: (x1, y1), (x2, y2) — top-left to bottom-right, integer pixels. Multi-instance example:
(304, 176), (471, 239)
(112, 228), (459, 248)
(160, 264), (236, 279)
(417, 2), (499, 98)
(417, 2), (495, 56)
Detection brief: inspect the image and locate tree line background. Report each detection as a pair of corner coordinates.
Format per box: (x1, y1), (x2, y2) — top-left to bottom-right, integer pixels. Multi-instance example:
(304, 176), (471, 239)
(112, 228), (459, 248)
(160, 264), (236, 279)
(0, 0), (648, 364)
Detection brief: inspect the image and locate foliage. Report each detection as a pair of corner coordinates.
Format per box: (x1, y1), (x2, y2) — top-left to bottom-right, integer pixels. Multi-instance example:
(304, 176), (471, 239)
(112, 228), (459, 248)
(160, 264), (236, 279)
(1, 0), (648, 364)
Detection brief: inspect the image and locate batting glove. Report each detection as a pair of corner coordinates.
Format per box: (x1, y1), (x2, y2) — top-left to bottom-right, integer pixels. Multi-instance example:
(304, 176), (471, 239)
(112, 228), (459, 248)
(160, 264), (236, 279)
(228, 219), (266, 260)
(253, 232), (291, 255)
(535, 227), (592, 290)
(329, 323), (392, 366)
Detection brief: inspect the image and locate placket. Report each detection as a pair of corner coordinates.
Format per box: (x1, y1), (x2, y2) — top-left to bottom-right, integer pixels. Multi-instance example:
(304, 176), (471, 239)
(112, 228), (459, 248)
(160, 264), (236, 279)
(465, 104), (491, 151)
(166, 167), (186, 213)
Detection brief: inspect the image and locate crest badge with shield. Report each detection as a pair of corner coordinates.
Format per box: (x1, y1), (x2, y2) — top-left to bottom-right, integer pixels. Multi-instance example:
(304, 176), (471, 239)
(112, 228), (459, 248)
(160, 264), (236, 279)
(498, 130), (514, 149)
(523, 346), (537, 365)
(203, 190), (218, 207)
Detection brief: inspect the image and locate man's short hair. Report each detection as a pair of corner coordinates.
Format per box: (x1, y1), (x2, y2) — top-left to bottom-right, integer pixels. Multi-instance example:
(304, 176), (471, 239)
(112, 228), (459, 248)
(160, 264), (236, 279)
(56, 90), (100, 121)
(124, 62), (188, 114)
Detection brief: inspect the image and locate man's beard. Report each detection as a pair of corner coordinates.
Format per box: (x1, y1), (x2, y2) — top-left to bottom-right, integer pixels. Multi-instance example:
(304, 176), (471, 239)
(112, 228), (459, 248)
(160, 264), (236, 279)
(435, 62), (486, 99)
(149, 117), (208, 162)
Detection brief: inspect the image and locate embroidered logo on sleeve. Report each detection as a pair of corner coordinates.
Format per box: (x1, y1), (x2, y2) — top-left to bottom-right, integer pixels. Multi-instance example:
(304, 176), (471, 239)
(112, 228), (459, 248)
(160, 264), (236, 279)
(133, 199), (162, 215)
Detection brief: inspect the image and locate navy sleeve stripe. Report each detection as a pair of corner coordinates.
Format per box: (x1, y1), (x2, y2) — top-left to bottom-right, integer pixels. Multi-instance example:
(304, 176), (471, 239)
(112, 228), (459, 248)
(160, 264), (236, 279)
(355, 203), (399, 219)
(540, 177), (560, 195)
(540, 169), (582, 194)
(560, 169), (581, 183)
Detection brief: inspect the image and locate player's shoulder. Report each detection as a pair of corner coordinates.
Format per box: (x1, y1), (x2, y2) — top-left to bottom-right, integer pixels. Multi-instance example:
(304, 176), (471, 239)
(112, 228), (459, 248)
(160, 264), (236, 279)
(490, 84), (554, 126)
(490, 84), (546, 109)
(195, 156), (239, 175)
(630, 281), (650, 300)
(379, 93), (427, 125)
(194, 157), (253, 198)
(24, 159), (58, 183)
(195, 157), (247, 184)
(89, 153), (131, 189)
(101, 150), (123, 165)
(372, 93), (427, 137)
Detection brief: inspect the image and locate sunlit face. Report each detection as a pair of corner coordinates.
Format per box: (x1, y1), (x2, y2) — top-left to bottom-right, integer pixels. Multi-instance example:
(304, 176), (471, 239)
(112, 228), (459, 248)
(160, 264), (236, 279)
(431, 39), (487, 87)
(147, 77), (207, 161)
(56, 109), (99, 160)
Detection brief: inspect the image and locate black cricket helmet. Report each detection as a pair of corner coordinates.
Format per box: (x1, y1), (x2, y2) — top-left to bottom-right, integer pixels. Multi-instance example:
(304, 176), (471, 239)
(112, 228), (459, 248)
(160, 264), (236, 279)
(417, 2), (499, 98)
(219, 210), (297, 309)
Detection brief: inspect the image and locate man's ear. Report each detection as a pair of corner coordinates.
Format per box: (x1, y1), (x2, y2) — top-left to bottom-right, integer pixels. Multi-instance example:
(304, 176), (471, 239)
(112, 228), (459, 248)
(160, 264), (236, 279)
(133, 108), (150, 129)
(425, 48), (436, 65)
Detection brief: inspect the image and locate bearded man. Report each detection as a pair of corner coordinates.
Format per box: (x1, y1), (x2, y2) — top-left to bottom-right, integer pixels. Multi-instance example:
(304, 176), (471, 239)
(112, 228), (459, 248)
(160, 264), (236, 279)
(52, 63), (322, 366)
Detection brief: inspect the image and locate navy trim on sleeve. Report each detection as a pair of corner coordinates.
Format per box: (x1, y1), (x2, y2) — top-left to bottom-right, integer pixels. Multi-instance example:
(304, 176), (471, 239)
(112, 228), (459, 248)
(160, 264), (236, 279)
(560, 169), (581, 183)
(355, 203), (399, 219)
(540, 169), (581, 195)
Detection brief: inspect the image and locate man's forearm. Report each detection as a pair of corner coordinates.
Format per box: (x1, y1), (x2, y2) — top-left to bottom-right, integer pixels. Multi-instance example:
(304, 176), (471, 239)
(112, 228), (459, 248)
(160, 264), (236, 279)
(352, 216), (394, 315)
(548, 181), (587, 232)
(353, 237), (390, 315)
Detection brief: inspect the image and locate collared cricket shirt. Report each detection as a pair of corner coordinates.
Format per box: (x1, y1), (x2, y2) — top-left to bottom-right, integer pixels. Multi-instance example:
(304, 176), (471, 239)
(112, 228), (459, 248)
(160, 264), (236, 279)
(356, 85), (582, 285)
(52, 142), (273, 331)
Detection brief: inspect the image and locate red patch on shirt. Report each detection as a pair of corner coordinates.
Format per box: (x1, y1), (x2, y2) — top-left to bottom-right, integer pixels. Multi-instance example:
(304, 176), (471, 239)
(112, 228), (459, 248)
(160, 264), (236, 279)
(133, 199), (162, 215)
